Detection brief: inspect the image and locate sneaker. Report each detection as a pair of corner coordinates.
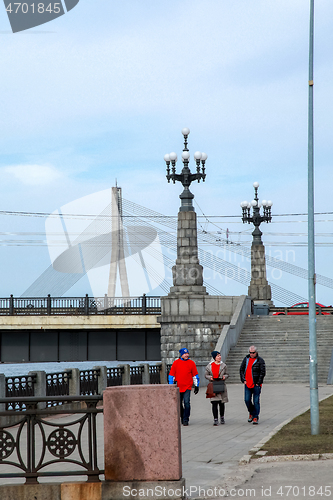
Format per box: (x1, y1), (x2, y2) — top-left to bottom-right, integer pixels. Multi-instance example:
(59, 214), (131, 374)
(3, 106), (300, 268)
(183, 421), (189, 426)
(213, 419), (219, 426)
(220, 416), (225, 424)
(252, 418), (258, 425)
(248, 414), (253, 423)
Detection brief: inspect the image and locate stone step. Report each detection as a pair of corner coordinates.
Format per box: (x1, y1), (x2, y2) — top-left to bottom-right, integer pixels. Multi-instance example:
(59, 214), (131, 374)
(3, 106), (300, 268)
(225, 315), (333, 383)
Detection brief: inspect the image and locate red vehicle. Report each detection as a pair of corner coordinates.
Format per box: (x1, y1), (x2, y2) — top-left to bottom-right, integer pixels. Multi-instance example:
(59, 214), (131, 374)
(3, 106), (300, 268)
(273, 302), (330, 315)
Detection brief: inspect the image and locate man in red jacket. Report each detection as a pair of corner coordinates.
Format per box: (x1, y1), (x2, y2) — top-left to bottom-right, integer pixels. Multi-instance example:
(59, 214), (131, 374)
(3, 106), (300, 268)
(168, 348), (200, 426)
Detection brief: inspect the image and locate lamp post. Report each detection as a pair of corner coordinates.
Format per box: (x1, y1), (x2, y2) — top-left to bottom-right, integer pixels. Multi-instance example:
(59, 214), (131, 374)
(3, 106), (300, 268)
(241, 182), (273, 306)
(308, 0), (319, 435)
(163, 128), (207, 295)
(241, 182), (273, 244)
(164, 128), (207, 212)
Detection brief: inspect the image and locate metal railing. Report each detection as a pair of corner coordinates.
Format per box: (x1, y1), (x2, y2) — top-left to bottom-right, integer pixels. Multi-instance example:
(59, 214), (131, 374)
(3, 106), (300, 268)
(130, 366), (144, 385)
(0, 294), (161, 316)
(46, 371), (71, 407)
(5, 375), (36, 411)
(80, 369), (100, 396)
(0, 395), (103, 484)
(2, 363), (166, 414)
(149, 365), (161, 384)
(270, 306), (333, 315)
(107, 366), (124, 386)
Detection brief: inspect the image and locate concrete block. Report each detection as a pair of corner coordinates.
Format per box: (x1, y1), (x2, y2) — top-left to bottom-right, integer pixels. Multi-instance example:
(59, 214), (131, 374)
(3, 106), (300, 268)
(61, 482), (102, 500)
(170, 300), (179, 316)
(189, 299), (204, 316)
(0, 483), (61, 500)
(118, 364), (130, 385)
(204, 297), (219, 315)
(29, 370), (46, 410)
(178, 299), (189, 316)
(93, 366), (107, 395)
(104, 385), (181, 481)
(141, 364), (150, 384)
(67, 368), (80, 396)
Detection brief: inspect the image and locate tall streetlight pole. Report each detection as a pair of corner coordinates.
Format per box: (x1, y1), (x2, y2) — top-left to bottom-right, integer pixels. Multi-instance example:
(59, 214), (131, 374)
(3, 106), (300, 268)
(308, 0), (319, 435)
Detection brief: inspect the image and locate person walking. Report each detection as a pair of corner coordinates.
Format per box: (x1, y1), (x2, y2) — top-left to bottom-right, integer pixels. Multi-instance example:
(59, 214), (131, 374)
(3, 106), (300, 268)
(240, 345), (266, 424)
(168, 347), (200, 426)
(205, 350), (229, 426)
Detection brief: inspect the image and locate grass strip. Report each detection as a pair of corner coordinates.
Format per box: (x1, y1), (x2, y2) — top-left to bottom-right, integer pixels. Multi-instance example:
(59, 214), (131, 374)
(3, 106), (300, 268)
(259, 394), (333, 456)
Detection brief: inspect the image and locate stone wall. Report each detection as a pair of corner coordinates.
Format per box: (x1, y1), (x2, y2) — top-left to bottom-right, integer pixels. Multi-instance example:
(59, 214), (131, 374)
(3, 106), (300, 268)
(159, 296), (241, 364)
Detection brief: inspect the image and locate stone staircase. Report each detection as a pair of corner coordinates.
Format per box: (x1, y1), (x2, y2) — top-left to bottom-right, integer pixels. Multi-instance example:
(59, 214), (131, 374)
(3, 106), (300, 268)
(226, 315), (333, 383)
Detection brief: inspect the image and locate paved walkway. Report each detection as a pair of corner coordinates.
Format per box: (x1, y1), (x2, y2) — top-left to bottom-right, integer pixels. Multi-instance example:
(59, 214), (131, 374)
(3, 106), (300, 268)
(1, 383), (333, 498)
(181, 383), (333, 498)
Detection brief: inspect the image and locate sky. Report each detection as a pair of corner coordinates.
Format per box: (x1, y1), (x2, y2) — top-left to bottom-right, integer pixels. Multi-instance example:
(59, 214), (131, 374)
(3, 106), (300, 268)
(0, 0), (332, 306)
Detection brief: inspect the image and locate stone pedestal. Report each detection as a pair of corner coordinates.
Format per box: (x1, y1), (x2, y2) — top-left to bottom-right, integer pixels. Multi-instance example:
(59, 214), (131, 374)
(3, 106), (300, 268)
(248, 242), (273, 305)
(159, 207), (243, 365)
(104, 385), (182, 481)
(169, 210), (207, 295)
(159, 295), (241, 365)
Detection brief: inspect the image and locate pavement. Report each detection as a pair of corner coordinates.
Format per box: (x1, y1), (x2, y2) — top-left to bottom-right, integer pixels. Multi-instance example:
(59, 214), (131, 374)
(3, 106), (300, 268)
(1, 383), (333, 499)
(181, 383), (333, 499)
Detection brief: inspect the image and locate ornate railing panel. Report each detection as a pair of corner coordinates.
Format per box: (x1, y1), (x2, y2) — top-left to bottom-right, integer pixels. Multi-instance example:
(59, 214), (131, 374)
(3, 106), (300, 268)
(149, 365), (161, 384)
(5, 375), (36, 411)
(130, 366), (144, 385)
(0, 295), (161, 316)
(107, 367), (124, 387)
(80, 369), (100, 396)
(46, 371), (71, 407)
(0, 396), (103, 484)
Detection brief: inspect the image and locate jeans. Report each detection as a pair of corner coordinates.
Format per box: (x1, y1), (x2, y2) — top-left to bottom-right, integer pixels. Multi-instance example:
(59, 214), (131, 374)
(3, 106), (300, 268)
(180, 389), (191, 423)
(244, 385), (261, 419)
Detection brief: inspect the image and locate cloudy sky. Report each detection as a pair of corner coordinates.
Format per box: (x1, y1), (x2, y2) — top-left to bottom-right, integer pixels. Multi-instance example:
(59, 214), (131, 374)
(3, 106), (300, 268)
(0, 0), (332, 306)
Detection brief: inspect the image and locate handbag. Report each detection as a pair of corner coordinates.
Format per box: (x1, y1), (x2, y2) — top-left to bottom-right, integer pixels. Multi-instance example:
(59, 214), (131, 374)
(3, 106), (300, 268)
(205, 382), (215, 398)
(213, 379), (225, 394)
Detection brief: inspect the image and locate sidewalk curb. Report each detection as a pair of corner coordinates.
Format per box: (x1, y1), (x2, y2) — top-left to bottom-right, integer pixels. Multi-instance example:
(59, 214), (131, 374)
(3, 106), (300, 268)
(240, 392), (333, 465)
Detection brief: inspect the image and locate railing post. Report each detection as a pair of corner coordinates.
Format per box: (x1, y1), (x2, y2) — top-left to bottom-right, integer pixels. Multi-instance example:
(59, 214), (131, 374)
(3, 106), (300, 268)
(93, 365), (107, 394)
(29, 371), (46, 410)
(118, 364), (130, 385)
(67, 368), (80, 396)
(160, 361), (168, 384)
(0, 373), (6, 425)
(9, 294), (14, 316)
(142, 293), (147, 314)
(141, 363), (150, 384)
(104, 294), (108, 314)
(85, 294), (89, 315)
(47, 294), (51, 315)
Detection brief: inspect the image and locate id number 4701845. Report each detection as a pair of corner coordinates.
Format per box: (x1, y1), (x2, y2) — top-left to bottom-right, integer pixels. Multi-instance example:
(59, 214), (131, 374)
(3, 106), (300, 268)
(276, 485), (331, 496)
(6, 3), (62, 14)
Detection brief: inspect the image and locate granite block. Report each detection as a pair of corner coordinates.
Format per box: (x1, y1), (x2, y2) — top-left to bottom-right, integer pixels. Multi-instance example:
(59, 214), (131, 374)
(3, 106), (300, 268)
(104, 385), (182, 481)
(61, 482), (102, 500)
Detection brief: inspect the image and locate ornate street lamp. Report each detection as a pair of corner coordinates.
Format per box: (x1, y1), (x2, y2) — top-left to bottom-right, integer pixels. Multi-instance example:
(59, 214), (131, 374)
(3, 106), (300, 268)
(164, 128), (207, 212)
(240, 182), (273, 245)
(241, 182), (273, 306)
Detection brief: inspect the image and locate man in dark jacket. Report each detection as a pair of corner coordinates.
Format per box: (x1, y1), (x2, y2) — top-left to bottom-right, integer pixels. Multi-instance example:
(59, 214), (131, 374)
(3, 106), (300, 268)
(240, 345), (265, 425)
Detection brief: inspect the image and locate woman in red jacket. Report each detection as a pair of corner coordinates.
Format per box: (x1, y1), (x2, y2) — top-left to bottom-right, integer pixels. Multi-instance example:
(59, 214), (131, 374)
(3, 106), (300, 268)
(205, 350), (229, 426)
